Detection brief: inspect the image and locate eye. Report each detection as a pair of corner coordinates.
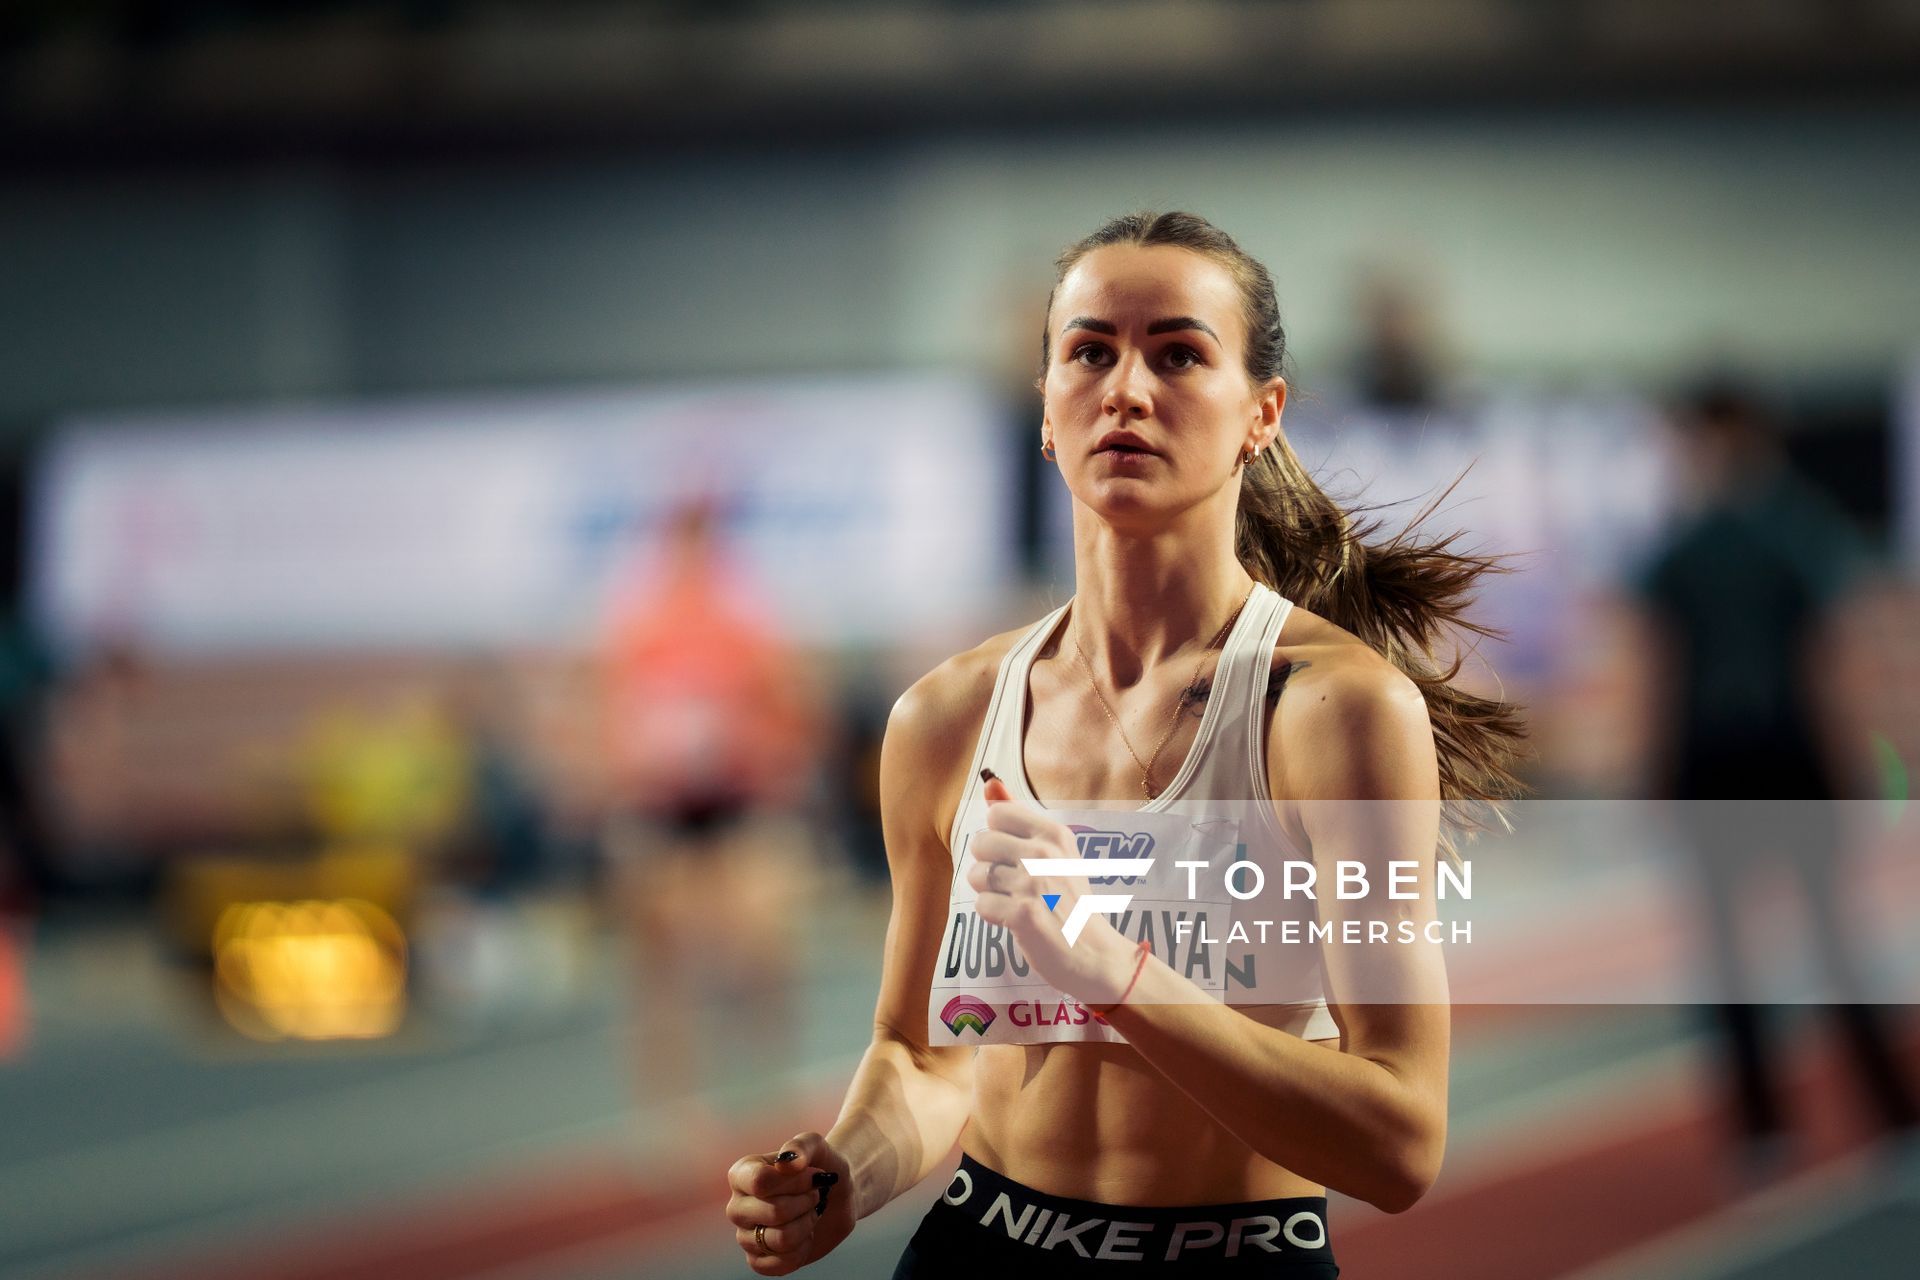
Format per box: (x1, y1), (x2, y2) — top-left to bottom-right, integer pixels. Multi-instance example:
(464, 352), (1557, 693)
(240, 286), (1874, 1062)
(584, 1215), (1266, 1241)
(1161, 344), (1203, 370)
(1069, 342), (1113, 368)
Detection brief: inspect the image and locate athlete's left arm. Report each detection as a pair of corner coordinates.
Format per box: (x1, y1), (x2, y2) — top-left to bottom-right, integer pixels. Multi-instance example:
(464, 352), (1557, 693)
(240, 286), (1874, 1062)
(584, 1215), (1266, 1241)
(1101, 662), (1449, 1214)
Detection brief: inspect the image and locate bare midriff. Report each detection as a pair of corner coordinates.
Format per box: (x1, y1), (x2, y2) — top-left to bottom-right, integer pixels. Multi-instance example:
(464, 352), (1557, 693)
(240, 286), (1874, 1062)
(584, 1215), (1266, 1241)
(961, 1028), (1342, 1206)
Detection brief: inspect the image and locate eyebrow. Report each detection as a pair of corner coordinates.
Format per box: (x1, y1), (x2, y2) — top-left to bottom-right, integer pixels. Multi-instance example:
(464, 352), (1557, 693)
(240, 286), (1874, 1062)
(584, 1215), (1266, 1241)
(1061, 315), (1221, 342)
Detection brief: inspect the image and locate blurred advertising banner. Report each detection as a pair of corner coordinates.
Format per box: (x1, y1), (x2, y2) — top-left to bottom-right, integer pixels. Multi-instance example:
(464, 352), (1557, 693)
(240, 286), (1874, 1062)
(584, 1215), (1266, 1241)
(30, 375), (1018, 654)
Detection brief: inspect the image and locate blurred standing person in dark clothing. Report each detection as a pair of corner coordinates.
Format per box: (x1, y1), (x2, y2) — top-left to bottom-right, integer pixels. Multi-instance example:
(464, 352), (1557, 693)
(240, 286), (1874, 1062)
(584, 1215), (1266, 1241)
(1637, 383), (1918, 1183)
(448, 661), (548, 899)
(1, 436), (53, 1055)
(1349, 265), (1445, 414)
(1, 441), (55, 915)
(0, 610), (56, 917)
(0, 614), (30, 1055)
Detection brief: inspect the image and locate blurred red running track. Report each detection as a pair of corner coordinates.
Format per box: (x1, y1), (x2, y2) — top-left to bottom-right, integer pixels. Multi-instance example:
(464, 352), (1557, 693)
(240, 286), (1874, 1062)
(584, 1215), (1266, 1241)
(126, 1008), (1918, 1280)
(1338, 1008), (1918, 1279)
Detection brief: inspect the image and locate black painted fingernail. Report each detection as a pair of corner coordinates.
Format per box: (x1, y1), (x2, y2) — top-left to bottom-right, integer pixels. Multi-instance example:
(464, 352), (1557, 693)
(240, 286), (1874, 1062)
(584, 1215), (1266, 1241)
(812, 1171), (838, 1216)
(775, 1150), (800, 1163)
(980, 767), (997, 782)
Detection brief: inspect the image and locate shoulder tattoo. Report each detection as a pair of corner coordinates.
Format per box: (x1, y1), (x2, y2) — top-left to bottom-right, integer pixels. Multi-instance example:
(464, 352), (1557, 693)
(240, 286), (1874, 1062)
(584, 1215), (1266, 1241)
(1266, 659), (1310, 705)
(1184, 658), (1311, 717)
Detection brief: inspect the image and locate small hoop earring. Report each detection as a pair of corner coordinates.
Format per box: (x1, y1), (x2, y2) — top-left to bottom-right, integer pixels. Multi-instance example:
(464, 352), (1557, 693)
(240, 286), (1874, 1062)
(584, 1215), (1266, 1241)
(1042, 438), (1057, 461)
(1239, 445), (1257, 469)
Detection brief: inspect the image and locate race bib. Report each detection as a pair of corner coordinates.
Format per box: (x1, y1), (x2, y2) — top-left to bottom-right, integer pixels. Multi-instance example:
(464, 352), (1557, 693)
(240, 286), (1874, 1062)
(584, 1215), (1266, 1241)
(927, 808), (1244, 1046)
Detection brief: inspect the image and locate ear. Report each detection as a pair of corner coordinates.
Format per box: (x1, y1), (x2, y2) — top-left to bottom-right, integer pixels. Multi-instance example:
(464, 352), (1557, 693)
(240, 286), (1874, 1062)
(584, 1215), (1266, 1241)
(1247, 376), (1288, 452)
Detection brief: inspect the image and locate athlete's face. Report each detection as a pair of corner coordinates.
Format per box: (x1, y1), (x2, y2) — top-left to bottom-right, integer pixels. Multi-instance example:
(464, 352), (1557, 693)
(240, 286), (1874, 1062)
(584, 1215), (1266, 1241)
(1041, 244), (1284, 527)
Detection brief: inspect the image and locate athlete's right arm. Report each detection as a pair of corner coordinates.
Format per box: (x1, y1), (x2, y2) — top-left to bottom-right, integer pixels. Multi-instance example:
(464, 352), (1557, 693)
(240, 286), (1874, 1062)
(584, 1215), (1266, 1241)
(725, 657), (985, 1273)
(824, 669), (980, 1218)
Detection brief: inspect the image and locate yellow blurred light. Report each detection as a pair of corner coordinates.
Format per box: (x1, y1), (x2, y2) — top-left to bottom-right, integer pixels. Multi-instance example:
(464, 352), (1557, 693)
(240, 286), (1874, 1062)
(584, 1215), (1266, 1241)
(213, 898), (407, 1042)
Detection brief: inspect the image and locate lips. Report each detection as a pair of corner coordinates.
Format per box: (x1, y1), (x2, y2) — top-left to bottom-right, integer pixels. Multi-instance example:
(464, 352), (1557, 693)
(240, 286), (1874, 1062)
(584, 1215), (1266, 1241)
(1093, 430), (1158, 455)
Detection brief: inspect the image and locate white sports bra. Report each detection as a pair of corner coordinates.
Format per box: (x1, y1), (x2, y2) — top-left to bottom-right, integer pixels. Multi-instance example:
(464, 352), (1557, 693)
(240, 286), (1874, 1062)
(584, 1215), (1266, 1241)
(928, 582), (1338, 1047)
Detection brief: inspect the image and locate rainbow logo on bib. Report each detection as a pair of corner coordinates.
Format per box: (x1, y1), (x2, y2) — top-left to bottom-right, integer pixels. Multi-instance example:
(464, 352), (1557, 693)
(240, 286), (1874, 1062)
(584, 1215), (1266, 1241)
(939, 995), (996, 1036)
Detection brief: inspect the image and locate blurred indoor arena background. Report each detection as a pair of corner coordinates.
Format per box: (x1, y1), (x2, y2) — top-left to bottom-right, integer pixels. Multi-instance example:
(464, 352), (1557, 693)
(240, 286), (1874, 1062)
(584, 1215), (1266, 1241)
(3, 2), (1920, 1277)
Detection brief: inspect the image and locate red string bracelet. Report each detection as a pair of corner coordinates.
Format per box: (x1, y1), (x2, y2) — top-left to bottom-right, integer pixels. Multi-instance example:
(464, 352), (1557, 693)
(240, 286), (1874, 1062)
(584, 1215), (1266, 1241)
(1089, 939), (1152, 1017)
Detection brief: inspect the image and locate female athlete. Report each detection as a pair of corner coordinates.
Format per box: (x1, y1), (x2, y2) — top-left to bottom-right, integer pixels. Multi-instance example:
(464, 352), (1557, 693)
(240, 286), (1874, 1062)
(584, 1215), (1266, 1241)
(724, 211), (1525, 1277)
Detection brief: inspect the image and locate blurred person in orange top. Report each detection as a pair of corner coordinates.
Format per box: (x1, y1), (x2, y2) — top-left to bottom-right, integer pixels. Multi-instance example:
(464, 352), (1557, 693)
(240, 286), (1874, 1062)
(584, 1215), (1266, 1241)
(600, 494), (824, 1118)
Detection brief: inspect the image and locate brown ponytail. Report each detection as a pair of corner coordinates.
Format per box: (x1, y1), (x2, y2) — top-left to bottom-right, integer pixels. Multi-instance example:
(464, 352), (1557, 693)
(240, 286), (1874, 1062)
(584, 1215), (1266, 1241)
(1045, 212), (1530, 852)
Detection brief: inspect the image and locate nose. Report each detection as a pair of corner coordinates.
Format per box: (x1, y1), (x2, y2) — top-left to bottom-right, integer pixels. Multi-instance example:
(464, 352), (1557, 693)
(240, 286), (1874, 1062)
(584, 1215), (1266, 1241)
(1101, 352), (1152, 420)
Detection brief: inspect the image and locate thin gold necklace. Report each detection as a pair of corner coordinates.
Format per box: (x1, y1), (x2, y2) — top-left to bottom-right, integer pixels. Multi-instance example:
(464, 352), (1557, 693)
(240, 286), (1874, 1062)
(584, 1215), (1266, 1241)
(1072, 585), (1254, 800)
